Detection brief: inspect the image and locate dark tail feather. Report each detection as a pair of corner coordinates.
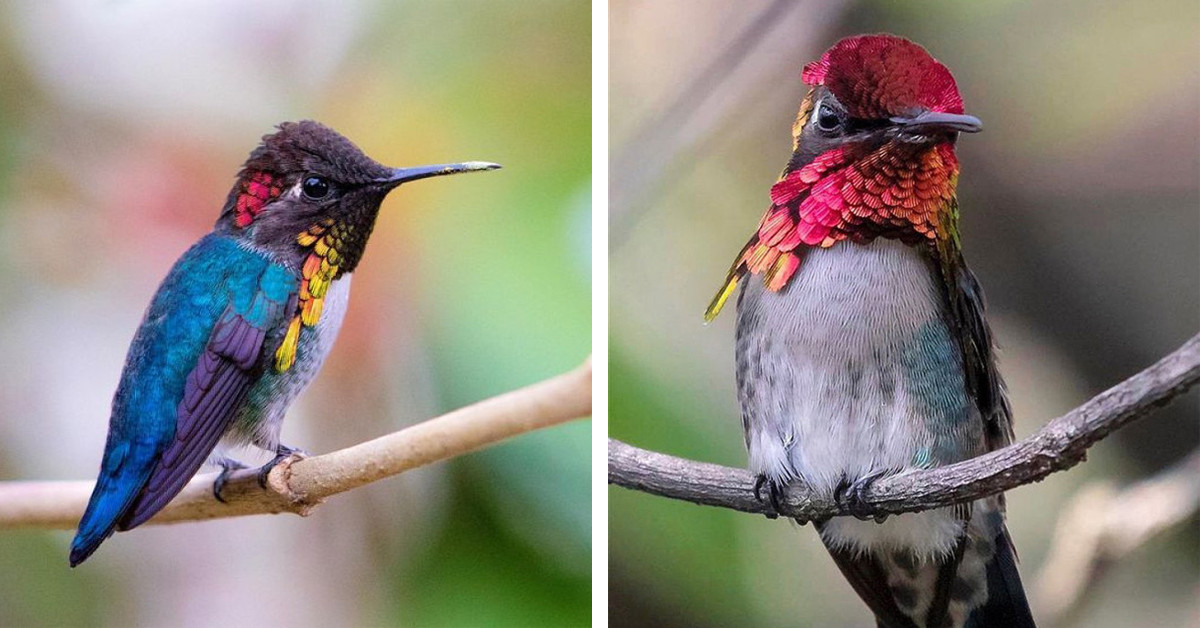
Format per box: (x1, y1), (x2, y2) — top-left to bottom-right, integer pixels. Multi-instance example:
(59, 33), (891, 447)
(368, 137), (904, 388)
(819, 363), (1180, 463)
(69, 443), (156, 567)
(965, 530), (1037, 628)
(815, 521), (919, 628)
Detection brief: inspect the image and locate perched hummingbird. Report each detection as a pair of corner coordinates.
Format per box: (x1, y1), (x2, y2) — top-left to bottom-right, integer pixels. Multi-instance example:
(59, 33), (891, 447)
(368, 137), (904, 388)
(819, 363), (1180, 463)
(706, 35), (1035, 627)
(70, 121), (499, 566)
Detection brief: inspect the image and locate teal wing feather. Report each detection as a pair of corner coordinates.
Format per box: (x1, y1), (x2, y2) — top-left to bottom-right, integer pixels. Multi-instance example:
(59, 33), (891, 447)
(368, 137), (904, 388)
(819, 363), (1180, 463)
(932, 241), (1013, 452)
(118, 263), (295, 529)
(70, 235), (296, 565)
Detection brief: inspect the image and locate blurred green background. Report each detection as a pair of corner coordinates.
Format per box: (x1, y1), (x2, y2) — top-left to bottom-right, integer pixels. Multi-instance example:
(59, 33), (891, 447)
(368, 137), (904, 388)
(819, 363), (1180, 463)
(0, 1), (590, 626)
(610, 1), (1198, 627)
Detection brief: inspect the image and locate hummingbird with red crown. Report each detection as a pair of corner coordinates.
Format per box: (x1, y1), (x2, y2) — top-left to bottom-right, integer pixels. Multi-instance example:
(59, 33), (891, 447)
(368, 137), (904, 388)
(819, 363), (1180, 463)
(70, 121), (499, 566)
(706, 35), (1036, 627)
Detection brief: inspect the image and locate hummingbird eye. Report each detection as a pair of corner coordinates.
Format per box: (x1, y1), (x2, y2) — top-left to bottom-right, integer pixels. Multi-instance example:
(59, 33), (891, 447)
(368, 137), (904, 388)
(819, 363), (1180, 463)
(815, 102), (842, 133)
(301, 176), (331, 200)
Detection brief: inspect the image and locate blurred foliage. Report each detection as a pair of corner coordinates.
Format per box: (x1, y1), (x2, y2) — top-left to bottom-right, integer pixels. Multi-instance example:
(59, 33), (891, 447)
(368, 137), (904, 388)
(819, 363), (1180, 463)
(608, 347), (751, 627)
(0, 1), (589, 626)
(610, 1), (1198, 627)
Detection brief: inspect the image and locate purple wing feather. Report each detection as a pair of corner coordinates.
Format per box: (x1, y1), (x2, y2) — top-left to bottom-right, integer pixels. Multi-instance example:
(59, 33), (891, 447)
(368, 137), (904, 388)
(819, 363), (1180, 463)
(117, 308), (267, 530)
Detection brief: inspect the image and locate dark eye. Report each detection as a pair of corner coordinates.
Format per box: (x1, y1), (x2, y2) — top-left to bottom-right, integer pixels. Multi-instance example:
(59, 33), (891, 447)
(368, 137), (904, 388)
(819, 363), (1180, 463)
(815, 103), (842, 133)
(301, 176), (330, 200)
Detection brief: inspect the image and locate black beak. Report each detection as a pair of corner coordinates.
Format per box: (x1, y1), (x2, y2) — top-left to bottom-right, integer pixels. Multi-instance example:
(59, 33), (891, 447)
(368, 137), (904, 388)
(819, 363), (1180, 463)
(379, 161), (502, 186)
(892, 111), (982, 134)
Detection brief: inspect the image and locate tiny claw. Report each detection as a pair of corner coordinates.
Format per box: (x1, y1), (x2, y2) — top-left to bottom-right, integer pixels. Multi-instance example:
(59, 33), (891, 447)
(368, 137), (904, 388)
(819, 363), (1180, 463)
(212, 457), (248, 503)
(256, 444), (307, 489)
(256, 459), (280, 489)
(753, 473), (792, 519)
(836, 469), (895, 522)
(767, 481), (787, 515)
(753, 474), (779, 519)
(833, 474), (852, 506)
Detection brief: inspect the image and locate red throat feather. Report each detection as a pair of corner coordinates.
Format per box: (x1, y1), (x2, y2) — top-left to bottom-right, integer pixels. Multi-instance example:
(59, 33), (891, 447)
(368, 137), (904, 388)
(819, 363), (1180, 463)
(234, 171), (283, 228)
(705, 34), (966, 322)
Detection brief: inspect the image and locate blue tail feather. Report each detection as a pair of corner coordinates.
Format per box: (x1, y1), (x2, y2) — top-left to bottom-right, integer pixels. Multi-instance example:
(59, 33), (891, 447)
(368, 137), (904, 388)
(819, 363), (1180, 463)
(69, 442), (157, 567)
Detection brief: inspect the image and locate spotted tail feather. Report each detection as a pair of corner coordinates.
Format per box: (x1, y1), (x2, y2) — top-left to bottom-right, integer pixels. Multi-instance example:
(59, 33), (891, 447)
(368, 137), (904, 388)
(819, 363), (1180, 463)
(964, 529), (1035, 627)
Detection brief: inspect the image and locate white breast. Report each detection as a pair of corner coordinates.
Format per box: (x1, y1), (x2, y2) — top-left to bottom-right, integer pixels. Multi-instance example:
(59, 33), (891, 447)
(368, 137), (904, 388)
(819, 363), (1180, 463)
(225, 274), (354, 452)
(736, 239), (969, 557)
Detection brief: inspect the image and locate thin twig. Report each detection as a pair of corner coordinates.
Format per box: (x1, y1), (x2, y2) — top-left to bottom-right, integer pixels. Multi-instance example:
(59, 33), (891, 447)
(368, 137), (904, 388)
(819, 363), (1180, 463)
(1032, 448), (1200, 626)
(609, 334), (1200, 521)
(0, 357), (592, 530)
(612, 0), (796, 233)
(610, 0), (847, 245)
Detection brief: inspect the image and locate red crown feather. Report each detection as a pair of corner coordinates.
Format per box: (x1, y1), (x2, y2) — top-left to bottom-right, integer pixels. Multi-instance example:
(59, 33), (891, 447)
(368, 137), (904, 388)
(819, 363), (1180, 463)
(802, 34), (964, 117)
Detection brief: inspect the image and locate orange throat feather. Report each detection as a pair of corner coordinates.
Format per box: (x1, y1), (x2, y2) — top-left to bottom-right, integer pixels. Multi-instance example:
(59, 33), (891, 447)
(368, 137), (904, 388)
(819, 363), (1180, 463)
(705, 138), (961, 322)
(273, 219), (355, 371)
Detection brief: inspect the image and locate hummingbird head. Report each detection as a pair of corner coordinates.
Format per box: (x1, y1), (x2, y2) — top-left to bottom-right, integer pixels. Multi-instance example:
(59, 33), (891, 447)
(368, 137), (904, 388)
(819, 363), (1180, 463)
(788, 33), (979, 166)
(218, 120), (499, 273)
(706, 34), (979, 320)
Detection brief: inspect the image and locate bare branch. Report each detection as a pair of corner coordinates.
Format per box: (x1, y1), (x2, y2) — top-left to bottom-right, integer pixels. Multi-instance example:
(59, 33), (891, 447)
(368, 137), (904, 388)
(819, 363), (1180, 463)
(1032, 448), (1200, 626)
(609, 334), (1200, 521)
(609, 0), (848, 245)
(0, 357), (592, 530)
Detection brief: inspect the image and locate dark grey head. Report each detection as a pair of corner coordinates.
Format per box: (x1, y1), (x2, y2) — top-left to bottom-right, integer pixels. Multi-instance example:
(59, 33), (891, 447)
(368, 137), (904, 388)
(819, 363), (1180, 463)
(218, 120), (499, 272)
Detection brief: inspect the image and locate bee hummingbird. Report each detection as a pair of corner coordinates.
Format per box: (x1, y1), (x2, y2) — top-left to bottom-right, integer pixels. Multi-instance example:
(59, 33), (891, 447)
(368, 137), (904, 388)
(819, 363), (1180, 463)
(70, 120), (499, 566)
(706, 35), (1035, 627)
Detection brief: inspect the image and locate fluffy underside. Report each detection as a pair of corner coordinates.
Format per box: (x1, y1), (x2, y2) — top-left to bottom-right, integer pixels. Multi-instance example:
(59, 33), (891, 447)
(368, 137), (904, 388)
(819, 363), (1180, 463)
(736, 238), (984, 558)
(214, 274), (352, 459)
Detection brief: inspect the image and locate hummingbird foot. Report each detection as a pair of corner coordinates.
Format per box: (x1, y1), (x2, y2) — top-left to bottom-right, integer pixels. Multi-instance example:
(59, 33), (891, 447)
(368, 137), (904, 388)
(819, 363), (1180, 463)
(212, 457), (249, 503)
(256, 444), (309, 489)
(752, 473), (789, 519)
(834, 469), (896, 523)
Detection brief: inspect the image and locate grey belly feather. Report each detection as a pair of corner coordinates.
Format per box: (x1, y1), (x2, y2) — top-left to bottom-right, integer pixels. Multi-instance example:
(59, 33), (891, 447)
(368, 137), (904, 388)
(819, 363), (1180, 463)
(224, 274), (353, 452)
(735, 239), (985, 558)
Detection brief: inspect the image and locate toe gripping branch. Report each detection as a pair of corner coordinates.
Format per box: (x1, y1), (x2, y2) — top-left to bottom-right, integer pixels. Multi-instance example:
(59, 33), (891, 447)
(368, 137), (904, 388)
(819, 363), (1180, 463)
(212, 457), (248, 503)
(210, 444), (309, 503)
(754, 470), (901, 524)
(753, 474), (814, 525)
(834, 469), (899, 523)
(257, 444), (308, 489)
(753, 474), (786, 519)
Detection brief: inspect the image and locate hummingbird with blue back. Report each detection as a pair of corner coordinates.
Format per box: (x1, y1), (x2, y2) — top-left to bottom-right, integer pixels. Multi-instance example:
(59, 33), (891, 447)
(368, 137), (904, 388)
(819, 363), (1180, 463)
(705, 35), (1036, 627)
(70, 120), (499, 566)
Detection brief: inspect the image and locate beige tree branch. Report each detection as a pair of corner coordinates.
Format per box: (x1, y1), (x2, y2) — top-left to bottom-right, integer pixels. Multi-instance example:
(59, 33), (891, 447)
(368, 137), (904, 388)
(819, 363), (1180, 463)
(0, 357), (592, 530)
(609, 334), (1200, 521)
(609, 0), (849, 246)
(1031, 447), (1200, 627)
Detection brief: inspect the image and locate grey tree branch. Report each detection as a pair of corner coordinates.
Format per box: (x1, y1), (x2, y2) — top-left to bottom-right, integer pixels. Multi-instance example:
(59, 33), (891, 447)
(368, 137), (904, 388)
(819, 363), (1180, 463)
(609, 334), (1200, 521)
(0, 357), (592, 530)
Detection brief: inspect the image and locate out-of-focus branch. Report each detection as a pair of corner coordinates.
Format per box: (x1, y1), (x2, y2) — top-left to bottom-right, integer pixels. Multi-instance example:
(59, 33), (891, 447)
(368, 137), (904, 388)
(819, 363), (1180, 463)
(1032, 447), (1200, 627)
(0, 357), (592, 529)
(610, 0), (848, 245)
(609, 334), (1200, 521)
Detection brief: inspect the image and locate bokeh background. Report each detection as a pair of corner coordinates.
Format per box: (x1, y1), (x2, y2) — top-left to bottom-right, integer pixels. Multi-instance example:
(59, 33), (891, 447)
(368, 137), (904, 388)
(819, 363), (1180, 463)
(0, 1), (590, 626)
(610, 1), (1198, 627)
